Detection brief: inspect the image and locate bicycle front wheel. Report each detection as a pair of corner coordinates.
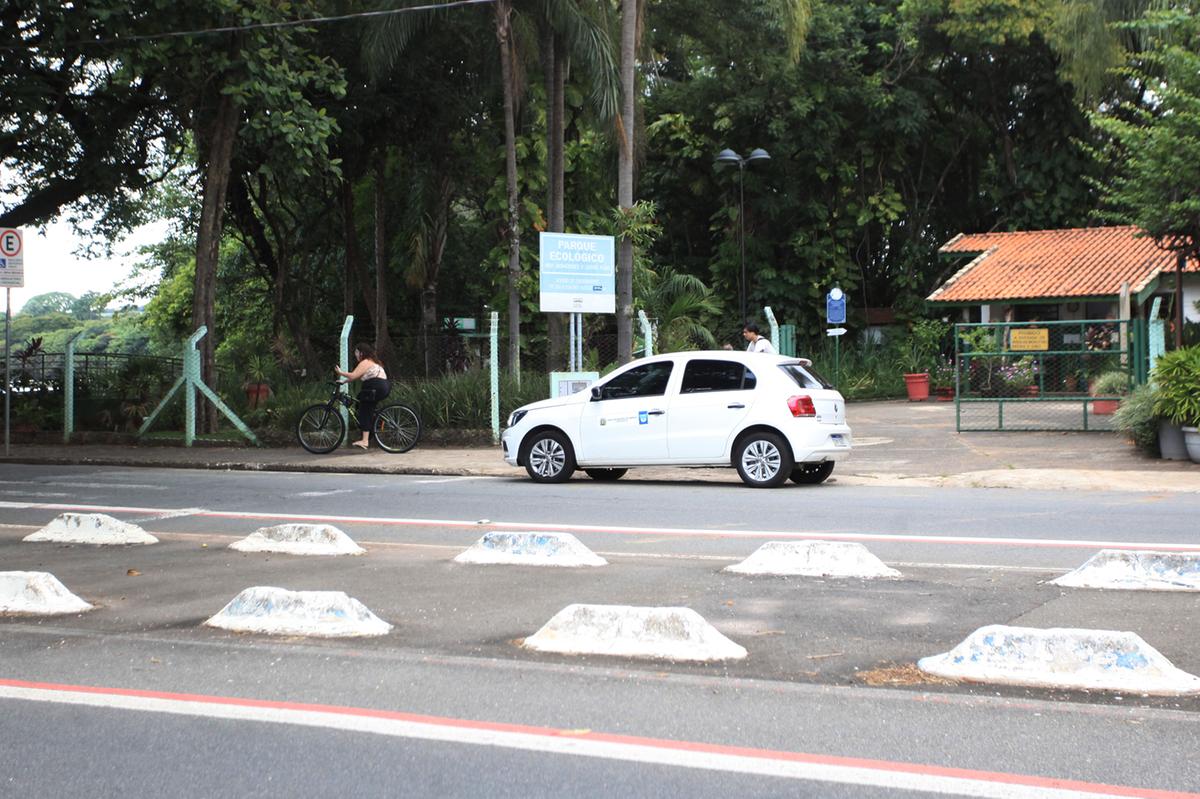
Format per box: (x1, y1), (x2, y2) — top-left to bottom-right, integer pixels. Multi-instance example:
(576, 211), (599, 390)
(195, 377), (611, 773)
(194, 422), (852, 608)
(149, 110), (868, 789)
(375, 404), (421, 453)
(297, 404), (346, 454)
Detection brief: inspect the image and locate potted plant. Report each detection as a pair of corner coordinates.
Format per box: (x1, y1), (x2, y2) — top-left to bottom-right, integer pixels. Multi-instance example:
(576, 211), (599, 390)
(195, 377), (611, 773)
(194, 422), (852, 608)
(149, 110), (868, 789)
(898, 319), (949, 402)
(929, 358), (956, 400)
(1151, 345), (1200, 463)
(899, 343), (930, 401)
(1089, 370), (1130, 415)
(243, 354), (275, 410)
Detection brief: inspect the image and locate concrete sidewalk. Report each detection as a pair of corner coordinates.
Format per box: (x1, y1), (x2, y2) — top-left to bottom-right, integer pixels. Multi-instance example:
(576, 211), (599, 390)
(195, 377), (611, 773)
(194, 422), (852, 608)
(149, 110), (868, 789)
(2, 400), (1196, 493)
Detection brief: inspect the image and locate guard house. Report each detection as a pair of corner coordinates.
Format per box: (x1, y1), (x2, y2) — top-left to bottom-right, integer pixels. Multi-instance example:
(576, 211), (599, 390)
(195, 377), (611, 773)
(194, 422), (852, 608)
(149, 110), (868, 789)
(928, 226), (1200, 324)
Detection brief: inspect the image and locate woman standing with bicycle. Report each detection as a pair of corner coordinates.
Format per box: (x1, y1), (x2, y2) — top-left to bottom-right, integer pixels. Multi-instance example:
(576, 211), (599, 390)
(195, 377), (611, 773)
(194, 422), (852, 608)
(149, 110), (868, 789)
(335, 342), (390, 449)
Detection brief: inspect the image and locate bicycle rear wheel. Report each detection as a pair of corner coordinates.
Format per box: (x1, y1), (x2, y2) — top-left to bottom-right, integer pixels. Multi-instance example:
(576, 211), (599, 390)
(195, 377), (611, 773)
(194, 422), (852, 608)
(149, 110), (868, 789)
(297, 404), (346, 454)
(374, 404), (421, 453)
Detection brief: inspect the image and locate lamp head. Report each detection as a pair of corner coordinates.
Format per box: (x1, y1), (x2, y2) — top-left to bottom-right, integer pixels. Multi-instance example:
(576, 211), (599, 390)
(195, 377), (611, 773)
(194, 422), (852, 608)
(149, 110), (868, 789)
(715, 148), (742, 164)
(746, 148), (771, 163)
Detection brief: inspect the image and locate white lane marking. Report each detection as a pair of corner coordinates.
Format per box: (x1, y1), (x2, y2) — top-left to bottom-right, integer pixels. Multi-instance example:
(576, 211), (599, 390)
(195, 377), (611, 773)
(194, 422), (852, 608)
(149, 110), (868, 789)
(0, 480), (167, 490)
(0, 500), (1198, 552)
(413, 476), (491, 484)
(294, 489), (354, 497)
(0, 684), (1177, 799)
(0, 490), (73, 498)
(125, 507), (206, 523)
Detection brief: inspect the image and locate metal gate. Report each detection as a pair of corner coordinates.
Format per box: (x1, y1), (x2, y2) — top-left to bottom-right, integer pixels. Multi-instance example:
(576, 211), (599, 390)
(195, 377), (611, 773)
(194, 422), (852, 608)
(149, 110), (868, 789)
(953, 319), (1147, 432)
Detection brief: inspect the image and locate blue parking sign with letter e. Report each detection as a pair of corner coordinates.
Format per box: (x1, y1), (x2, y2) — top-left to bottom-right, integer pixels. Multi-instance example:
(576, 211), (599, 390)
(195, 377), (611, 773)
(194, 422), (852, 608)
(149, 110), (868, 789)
(638, 411), (648, 425)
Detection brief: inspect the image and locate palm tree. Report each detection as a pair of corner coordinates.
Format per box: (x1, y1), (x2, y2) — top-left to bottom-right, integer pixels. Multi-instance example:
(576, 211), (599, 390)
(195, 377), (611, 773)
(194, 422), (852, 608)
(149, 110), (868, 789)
(366, 0), (617, 372)
(615, 0), (812, 364)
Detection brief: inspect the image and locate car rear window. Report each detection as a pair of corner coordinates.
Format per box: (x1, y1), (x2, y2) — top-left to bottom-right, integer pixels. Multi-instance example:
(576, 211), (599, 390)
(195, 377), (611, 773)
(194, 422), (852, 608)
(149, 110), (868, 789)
(680, 360), (755, 393)
(779, 363), (834, 390)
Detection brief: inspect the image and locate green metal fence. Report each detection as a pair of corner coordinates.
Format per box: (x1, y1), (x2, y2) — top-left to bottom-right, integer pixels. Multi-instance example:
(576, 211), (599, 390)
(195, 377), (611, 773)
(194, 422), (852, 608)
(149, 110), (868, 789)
(954, 319), (1147, 432)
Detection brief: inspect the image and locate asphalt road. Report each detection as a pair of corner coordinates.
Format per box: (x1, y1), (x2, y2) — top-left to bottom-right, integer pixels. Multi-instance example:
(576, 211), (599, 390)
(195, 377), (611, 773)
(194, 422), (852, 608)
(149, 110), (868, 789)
(1, 464), (1198, 797)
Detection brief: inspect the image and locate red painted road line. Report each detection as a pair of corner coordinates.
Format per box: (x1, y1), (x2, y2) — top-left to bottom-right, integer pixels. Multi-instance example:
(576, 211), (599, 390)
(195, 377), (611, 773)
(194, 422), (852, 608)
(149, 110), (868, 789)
(0, 677), (1194, 799)
(4, 499), (1200, 552)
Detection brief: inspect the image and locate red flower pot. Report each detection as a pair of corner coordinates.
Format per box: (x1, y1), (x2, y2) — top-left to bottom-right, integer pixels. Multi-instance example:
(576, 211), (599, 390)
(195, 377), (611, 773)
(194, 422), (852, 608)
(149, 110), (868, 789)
(1091, 399), (1120, 415)
(903, 373), (930, 402)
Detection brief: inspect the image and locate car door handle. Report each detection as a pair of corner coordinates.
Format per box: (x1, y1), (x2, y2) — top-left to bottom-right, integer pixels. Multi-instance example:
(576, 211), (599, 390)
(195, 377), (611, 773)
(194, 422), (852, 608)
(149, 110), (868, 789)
(726, 403), (745, 409)
(647, 409), (665, 416)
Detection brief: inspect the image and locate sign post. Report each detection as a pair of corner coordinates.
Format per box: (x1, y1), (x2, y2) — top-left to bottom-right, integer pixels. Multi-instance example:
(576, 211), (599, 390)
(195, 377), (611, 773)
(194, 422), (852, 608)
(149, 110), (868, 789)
(539, 233), (615, 372)
(825, 287), (847, 387)
(1, 228), (25, 457)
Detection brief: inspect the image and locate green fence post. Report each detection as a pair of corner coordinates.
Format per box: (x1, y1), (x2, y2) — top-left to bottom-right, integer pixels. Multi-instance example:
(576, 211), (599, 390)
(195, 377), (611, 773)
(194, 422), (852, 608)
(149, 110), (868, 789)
(184, 326), (204, 447)
(490, 311), (500, 444)
(637, 309), (653, 357)
(63, 331), (82, 443)
(339, 315), (354, 436)
(764, 306), (780, 353)
(954, 324), (962, 432)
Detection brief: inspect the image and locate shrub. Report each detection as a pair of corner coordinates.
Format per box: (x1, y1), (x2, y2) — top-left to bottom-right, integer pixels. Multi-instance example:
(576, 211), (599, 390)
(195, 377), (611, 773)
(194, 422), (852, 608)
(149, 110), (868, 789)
(1152, 345), (1200, 427)
(1113, 384), (1160, 455)
(1090, 370), (1131, 397)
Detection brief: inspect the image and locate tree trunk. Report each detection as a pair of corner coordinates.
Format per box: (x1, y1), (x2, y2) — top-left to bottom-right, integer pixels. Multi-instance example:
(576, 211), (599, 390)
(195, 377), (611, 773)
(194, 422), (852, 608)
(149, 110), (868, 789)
(545, 32), (569, 370)
(497, 0), (522, 373)
(192, 89), (239, 433)
(373, 160), (398, 373)
(616, 0), (638, 364)
(421, 176), (452, 376)
(340, 177), (377, 329)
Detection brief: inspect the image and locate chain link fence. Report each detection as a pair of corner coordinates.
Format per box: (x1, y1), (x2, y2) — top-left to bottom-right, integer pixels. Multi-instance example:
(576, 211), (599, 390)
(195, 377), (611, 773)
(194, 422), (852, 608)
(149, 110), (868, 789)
(953, 319), (1147, 432)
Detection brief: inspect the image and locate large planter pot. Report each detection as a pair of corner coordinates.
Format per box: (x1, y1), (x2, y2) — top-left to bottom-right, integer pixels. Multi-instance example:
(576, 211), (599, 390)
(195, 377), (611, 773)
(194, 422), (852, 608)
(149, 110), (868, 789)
(903, 373), (930, 402)
(244, 382), (271, 409)
(1159, 421), (1188, 461)
(1091, 398), (1120, 415)
(1183, 427), (1200, 464)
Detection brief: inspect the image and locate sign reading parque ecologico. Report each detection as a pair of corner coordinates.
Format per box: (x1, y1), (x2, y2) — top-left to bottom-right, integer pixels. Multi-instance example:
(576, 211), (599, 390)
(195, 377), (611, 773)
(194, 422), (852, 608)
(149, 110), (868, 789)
(539, 232), (615, 314)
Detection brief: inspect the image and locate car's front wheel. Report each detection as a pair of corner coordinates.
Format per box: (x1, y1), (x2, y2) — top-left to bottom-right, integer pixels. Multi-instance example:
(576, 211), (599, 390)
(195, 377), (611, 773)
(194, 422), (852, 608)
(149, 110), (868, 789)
(584, 468), (627, 482)
(734, 431), (794, 488)
(522, 430), (576, 483)
(790, 461), (834, 485)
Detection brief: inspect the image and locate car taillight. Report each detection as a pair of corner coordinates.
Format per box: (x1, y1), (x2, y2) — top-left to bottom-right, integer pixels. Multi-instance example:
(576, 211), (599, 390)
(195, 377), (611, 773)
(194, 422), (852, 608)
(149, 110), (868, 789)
(787, 395), (816, 417)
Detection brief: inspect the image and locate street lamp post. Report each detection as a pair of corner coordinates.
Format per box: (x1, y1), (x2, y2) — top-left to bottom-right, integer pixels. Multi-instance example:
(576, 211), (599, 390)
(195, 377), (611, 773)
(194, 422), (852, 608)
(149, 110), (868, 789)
(715, 147), (770, 325)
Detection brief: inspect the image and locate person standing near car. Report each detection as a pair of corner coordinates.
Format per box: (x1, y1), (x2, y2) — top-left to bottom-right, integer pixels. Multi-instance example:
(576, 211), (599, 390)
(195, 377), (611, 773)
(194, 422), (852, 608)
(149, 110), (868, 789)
(335, 342), (390, 449)
(743, 322), (776, 354)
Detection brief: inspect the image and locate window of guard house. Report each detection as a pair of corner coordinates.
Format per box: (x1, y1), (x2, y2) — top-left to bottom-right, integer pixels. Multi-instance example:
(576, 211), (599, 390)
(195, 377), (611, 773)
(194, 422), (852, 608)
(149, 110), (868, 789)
(681, 360), (748, 393)
(597, 362), (674, 400)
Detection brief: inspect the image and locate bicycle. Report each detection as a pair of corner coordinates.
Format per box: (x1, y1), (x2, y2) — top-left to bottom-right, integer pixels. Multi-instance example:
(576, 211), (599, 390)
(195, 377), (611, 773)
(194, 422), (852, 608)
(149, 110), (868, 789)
(296, 381), (422, 454)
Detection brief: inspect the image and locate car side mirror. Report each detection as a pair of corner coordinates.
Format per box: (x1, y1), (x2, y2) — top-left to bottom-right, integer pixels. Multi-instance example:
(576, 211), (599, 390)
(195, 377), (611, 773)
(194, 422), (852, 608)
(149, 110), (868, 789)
(590, 386), (602, 401)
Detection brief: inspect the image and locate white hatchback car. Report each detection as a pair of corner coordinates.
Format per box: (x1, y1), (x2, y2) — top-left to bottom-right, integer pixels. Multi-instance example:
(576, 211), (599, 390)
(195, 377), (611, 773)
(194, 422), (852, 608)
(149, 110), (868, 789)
(501, 351), (851, 488)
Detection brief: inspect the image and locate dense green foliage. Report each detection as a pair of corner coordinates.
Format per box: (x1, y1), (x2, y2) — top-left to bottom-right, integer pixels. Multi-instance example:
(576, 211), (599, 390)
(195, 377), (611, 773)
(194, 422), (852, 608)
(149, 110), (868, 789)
(4, 0), (1198, 436)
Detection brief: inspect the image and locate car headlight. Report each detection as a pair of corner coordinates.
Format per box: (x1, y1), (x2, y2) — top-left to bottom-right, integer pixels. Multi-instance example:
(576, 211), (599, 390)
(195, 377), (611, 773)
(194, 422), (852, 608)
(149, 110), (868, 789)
(507, 409), (528, 427)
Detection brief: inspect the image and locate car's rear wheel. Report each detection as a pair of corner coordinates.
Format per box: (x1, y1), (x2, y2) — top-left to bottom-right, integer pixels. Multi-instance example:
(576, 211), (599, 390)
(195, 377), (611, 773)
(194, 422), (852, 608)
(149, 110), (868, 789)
(522, 430), (576, 483)
(584, 468), (627, 482)
(790, 461), (834, 485)
(734, 431), (794, 488)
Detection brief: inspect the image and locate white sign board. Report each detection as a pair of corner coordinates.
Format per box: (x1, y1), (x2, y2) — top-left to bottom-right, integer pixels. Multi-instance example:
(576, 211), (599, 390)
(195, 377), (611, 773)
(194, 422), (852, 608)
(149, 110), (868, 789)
(0, 228), (23, 288)
(549, 371), (599, 399)
(539, 232), (615, 313)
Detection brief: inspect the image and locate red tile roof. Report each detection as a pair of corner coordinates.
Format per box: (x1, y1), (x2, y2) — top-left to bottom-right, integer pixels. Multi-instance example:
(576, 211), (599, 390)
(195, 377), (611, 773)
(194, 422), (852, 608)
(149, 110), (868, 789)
(929, 226), (1199, 304)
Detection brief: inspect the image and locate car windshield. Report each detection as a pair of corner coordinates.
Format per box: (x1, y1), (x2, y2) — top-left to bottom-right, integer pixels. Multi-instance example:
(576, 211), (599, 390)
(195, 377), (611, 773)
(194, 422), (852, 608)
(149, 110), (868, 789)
(780, 362), (834, 390)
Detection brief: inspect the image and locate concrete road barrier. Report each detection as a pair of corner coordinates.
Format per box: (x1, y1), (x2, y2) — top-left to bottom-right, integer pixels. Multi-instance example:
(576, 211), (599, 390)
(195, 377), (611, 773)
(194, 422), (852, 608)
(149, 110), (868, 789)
(204, 586), (392, 637)
(0, 571), (93, 615)
(24, 513), (157, 545)
(454, 532), (606, 567)
(918, 625), (1200, 696)
(1051, 550), (1200, 591)
(725, 541), (900, 579)
(524, 604), (747, 662)
(230, 524), (366, 556)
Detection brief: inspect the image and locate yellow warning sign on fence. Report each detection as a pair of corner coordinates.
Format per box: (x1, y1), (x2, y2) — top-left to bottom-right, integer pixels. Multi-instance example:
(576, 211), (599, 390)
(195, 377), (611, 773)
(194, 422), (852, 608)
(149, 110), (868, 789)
(1009, 328), (1049, 351)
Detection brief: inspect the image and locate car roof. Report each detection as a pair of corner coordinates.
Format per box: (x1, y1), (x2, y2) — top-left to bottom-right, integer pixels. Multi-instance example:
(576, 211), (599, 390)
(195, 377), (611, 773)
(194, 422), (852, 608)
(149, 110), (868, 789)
(638, 350), (809, 366)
